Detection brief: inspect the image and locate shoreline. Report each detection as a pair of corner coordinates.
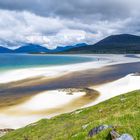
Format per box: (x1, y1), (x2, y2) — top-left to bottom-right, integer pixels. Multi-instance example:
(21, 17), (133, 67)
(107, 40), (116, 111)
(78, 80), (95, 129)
(0, 54), (140, 129)
(86, 73), (140, 107)
(0, 54), (140, 84)
(0, 55), (140, 108)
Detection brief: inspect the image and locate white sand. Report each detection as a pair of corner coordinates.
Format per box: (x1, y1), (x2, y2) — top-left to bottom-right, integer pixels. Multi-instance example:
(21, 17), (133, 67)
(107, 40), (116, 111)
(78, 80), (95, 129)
(0, 54), (140, 84)
(15, 90), (86, 111)
(0, 73), (140, 129)
(86, 73), (140, 107)
(0, 115), (44, 129)
(0, 90), (86, 129)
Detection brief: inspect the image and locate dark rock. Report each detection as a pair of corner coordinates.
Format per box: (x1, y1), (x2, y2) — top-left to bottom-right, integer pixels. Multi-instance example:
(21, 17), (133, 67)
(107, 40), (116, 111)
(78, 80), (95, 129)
(88, 124), (113, 137)
(110, 130), (134, 140)
(116, 134), (134, 140)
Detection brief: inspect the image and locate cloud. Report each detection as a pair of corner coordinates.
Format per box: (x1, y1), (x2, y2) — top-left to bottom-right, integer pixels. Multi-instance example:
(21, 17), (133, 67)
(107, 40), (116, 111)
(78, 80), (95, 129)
(0, 0), (132, 20)
(0, 0), (140, 49)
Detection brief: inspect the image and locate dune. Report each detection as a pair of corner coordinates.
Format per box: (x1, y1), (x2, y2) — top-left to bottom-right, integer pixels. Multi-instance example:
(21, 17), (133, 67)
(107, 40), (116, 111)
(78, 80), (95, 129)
(87, 73), (140, 107)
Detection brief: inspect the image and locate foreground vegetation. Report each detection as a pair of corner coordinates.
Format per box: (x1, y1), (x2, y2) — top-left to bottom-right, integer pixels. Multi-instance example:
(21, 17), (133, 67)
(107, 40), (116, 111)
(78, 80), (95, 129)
(1, 90), (140, 140)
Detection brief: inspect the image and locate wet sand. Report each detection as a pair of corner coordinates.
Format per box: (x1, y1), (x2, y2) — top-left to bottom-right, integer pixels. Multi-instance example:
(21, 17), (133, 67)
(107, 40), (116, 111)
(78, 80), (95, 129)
(0, 62), (140, 108)
(0, 88), (99, 116)
(0, 88), (100, 129)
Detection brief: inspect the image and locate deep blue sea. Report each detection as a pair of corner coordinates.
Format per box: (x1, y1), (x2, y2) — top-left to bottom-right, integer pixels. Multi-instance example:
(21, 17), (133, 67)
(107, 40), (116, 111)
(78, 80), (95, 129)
(0, 54), (93, 71)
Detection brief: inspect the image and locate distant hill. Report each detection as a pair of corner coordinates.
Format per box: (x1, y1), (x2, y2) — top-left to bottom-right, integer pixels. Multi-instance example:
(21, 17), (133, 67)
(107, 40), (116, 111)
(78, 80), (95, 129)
(12, 43), (87, 53)
(53, 43), (88, 52)
(0, 46), (13, 53)
(14, 44), (51, 53)
(63, 34), (140, 54)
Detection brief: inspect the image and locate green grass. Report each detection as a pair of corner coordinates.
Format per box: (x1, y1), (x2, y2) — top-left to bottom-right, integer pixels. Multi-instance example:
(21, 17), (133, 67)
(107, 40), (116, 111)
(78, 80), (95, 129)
(1, 90), (140, 140)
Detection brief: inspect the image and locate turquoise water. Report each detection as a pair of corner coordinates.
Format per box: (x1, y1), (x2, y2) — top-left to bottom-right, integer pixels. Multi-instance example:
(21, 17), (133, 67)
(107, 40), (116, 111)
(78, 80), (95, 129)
(0, 54), (93, 71)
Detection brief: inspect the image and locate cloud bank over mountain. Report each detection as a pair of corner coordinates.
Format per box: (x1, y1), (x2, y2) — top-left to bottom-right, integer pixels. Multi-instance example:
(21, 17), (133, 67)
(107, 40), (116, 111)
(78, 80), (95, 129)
(0, 0), (140, 49)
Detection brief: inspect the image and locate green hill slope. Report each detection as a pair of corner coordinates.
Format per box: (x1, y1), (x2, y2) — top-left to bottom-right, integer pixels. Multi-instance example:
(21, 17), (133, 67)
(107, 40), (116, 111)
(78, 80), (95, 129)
(1, 90), (140, 140)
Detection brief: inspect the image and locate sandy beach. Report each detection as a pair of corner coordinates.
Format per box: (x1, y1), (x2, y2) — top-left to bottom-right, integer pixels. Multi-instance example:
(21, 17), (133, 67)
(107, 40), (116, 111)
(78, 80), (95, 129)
(87, 73), (140, 107)
(0, 54), (140, 84)
(0, 54), (140, 129)
(0, 88), (99, 129)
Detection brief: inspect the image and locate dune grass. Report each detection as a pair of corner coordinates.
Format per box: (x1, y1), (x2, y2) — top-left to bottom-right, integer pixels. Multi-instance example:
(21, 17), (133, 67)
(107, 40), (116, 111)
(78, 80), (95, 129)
(1, 90), (140, 140)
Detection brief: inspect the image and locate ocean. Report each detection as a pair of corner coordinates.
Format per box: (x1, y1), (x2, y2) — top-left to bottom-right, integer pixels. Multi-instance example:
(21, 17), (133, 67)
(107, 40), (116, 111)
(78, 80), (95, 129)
(0, 54), (93, 71)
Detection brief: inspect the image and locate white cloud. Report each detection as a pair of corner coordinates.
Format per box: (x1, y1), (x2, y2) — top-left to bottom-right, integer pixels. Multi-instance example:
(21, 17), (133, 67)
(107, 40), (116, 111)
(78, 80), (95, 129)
(0, 10), (97, 48)
(0, 4), (140, 49)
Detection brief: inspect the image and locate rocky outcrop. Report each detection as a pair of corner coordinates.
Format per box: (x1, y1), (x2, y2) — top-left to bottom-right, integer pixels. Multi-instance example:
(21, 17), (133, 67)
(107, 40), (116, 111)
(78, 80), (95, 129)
(110, 130), (134, 140)
(88, 125), (134, 140)
(88, 124), (113, 137)
(59, 88), (100, 96)
(0, 129), (14, 137)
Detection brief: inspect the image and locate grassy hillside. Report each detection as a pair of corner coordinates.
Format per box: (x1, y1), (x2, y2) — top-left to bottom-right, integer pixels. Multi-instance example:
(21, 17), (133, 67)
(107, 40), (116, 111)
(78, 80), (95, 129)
(1, 90), (140, 140)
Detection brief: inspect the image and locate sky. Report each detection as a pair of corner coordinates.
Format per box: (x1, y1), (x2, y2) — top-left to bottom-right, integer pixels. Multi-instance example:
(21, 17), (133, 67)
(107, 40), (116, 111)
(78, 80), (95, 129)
(0, 0), (140, 49)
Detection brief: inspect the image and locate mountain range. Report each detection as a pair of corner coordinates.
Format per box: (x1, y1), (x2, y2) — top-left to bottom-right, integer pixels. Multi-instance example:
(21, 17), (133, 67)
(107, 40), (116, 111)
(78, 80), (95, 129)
(0, 43), (87, 53)
(63, 34), (140, 54)
(0, 34), (140, 54)
(0, 46), (13, 53)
